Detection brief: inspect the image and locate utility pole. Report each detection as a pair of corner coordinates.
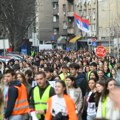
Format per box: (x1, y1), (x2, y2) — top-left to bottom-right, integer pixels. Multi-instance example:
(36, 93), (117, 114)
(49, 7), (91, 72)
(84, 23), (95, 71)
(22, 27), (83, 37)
(97, 0), (99, 41)
(109, 0), (111, 54)
(116, 0), (119, 59)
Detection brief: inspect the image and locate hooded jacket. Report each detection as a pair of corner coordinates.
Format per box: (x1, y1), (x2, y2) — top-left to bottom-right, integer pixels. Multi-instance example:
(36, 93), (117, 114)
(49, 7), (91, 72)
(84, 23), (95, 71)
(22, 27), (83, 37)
(75, 73), (87, 97)
(5, 80), (21, 118)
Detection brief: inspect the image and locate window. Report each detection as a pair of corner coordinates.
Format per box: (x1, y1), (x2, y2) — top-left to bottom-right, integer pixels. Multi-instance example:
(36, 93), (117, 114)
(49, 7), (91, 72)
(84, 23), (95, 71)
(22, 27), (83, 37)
(89, 25), (92, 31)
(53, 3), (57, 9)
(63, 4), (66, 12)
(53, 16), (57, 22)
(53, 29), (58, 35)
(94, 25), (96, 31)
(63, 22), (67, 29)
(40, 41), (43, 44)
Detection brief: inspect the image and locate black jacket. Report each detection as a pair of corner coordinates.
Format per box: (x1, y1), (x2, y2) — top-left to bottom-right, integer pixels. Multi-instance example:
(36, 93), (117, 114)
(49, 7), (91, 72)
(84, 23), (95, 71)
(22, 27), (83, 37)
(75, 73), (87, 97)
(5, 80), (21, 118)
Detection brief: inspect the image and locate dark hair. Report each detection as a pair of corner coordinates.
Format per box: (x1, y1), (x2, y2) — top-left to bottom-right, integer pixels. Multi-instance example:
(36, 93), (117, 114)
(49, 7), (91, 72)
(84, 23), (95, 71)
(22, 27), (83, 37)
(84, 65), (90, 72)
(101, 78), (115, 102)
(87, 78), (97, 92)
(90, 62), (97, 67)
(25, 70), (33, 77)
(95, 80), (106, 107)
(36, 71), (46, 78)
(5, 70), (16, 78)
(66, 76), (77, 88)
(62, 65), (69, 69)
(63, 57), (70, 62)
(17, 72), (30, 86)
(0, 88), (3, 108)
(55, 80), (67, 94)
(44, 67), (54, 73)
(96, 80), (106, 88)
(104, 65), (110, 73)
(69, 63), (80, 70)
(89, 71), (99, 81)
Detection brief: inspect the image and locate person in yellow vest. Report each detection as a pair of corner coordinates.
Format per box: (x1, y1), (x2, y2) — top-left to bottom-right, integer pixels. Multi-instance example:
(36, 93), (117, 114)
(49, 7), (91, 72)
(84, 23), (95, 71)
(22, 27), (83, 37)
(96, 79), (120, 120)
(59, 65), (70, 82)
(29, 71), (55, 120)
(4, 70), (30, 120)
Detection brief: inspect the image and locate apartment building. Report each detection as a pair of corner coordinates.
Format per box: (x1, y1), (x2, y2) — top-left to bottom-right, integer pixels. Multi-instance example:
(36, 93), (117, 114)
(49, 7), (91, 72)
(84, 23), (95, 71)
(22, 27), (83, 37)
(98, 0), (120, 55)
(51, 0), (75, 45)
(37, 0), (53, 42)
(52, 0), (60, 42)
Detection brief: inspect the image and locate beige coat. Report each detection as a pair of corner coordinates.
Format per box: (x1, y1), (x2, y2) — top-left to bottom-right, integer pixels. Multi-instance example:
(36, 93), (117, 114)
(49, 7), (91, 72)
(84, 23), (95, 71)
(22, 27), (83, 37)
(67, 87), (83, 120)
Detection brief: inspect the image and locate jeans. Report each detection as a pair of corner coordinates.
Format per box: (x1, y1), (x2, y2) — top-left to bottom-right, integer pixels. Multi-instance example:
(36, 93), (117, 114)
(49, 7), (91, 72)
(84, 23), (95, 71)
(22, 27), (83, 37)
(87, 115), (96, 120)
(8, 114), (29, 120)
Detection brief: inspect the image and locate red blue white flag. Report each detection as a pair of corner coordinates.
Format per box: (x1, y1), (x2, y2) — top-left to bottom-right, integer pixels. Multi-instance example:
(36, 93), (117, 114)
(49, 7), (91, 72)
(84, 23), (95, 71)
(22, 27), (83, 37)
(74, 13), (91, 35)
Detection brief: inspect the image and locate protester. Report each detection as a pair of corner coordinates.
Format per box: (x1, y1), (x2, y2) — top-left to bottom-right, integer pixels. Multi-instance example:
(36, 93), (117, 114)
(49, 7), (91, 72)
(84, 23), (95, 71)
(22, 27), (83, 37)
(44, 67), (55, 81)
(4, 70), (30, 120)
(25, 69), (34, 86)
(29, 71), (55, 120)
(95, 80), (106, 108)
(89, 71), (99, 81)
(86, 78), (97, 120)
(97, 70), (107, 81)
(88, 62), (97, 79)
(0, 49), (119, 120)
(69, 63), (87, 97)
(111, 68), (117, 79)
(59, 65), (70, 82)
(66, 76), (83, 120)
(45, 80), (78, 120)
(0, 87), (4, 120)
(96, 79), (120, 120)
(1, 75), (9, 112)
(103, 65), (111, 78)
(17, 72), (31, 96)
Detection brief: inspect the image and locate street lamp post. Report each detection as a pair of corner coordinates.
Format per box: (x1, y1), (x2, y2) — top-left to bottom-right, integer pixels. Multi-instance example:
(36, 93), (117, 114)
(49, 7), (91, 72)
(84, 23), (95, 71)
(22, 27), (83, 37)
(116, 0), (119, 59)
(108, 0), (111, 54)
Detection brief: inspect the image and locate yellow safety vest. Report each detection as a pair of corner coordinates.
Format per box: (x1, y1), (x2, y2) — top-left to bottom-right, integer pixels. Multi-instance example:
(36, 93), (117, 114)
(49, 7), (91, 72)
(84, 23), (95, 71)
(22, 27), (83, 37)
(33, 85), (51, 119)
(102, 97), (107, 118)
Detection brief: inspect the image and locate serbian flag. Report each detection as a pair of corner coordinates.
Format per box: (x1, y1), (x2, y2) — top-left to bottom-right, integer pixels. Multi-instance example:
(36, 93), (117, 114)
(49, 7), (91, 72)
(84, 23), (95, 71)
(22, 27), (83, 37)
(74, 13), (91, 35)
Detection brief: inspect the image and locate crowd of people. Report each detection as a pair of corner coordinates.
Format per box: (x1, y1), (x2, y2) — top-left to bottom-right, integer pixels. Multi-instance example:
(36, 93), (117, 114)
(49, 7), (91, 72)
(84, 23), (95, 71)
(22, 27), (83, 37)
(0, 50), (120, 120)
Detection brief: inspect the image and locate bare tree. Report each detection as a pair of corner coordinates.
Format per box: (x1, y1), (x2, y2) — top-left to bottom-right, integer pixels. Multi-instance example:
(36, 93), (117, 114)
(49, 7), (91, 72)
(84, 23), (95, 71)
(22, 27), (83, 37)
(111, 15), (120, 37)
(0, 0), (36, 51)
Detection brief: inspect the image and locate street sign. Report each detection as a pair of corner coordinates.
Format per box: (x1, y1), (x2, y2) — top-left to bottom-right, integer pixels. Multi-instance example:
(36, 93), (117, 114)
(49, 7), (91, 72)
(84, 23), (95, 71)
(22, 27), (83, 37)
(92, 41), (97, 47)
(21, 49), (27, 55)
(96, 46), (106, 58)
(87, 39), (92, 45)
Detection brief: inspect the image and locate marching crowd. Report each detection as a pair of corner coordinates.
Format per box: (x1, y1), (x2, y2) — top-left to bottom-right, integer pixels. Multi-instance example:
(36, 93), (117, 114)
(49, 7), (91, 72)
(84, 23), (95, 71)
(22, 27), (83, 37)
(0, 50), (120, 120)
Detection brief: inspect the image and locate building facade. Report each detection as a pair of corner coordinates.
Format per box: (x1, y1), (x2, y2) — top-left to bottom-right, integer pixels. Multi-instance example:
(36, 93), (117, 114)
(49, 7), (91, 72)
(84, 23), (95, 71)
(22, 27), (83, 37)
(36, 0), (120, 53)
(37, 0), (53, 42)
(98, 0), (120, 56)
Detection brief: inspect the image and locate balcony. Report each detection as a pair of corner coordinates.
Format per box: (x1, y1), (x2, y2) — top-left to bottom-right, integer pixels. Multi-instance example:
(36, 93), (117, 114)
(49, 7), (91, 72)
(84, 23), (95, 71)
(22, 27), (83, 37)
(52, 0), (58, 2)
(67, 28), (74, 34)
(53, 9), (59, 15)
(67, 11), (74, 17)
(53, 21), (59, 28)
